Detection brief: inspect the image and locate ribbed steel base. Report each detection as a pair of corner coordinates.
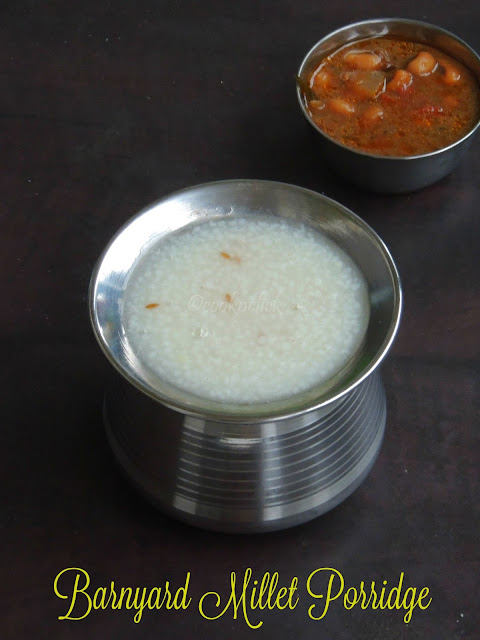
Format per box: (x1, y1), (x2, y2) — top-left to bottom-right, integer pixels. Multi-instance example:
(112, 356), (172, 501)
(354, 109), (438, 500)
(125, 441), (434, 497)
(104, 370), (386, 532)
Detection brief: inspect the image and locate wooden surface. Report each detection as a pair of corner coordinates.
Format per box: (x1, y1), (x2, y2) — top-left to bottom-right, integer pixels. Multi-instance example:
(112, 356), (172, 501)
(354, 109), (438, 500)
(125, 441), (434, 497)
(1, 1), (479, 638)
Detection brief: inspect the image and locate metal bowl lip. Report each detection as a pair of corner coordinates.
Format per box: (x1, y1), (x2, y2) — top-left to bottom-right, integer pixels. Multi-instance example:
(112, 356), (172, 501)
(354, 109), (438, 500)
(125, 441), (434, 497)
(297, 17), (480, 161)
(89, 178), (402, 424)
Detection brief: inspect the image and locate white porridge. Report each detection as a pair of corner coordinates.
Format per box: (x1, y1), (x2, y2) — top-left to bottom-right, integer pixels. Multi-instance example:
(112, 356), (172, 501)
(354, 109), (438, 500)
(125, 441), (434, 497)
(123, 216), (370, 403)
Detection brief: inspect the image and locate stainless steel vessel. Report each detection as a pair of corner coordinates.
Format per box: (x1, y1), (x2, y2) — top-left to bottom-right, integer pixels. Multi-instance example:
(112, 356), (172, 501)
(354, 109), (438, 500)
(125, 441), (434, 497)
(89, 180), (402, 532)
(297, 18), (480, 193)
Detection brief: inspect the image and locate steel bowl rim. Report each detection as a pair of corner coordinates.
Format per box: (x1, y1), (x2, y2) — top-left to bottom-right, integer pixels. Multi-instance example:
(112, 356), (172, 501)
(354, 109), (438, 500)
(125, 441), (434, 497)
(89, 179), (402, 424)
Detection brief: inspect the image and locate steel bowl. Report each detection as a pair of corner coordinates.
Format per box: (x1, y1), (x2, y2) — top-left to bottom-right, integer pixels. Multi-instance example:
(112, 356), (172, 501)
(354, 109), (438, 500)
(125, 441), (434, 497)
(89, 180), (402, 532)
(297, 18), (480, 194)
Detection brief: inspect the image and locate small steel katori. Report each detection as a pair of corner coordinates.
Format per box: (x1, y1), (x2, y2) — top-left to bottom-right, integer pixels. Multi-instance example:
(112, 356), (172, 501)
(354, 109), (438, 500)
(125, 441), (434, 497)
(297, 18), (480, 193)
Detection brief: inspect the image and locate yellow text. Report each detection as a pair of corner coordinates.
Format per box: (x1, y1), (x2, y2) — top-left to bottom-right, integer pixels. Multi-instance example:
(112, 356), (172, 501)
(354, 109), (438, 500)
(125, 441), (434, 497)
(306, 568), (432, 624)
(53, 567), (191, 623)
(198, 568), (299, 629)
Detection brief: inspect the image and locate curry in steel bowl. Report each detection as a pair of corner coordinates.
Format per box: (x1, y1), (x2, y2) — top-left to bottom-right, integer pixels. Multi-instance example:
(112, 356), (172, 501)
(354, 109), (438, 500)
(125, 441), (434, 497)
(299, 35), (480, 156)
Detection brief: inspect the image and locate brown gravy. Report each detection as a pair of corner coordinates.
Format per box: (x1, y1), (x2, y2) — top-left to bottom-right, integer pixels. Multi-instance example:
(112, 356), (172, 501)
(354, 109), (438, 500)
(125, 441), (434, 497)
(302, 37), (480, 156)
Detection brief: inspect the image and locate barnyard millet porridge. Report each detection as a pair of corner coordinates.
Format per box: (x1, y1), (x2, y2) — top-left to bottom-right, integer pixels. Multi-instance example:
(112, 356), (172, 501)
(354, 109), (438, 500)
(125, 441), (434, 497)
(124, 216), (370, 403)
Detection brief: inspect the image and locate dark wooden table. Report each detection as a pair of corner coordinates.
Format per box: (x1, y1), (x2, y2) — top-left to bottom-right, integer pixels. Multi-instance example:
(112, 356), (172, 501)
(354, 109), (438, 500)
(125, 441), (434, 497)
(2, 1), (479, 638)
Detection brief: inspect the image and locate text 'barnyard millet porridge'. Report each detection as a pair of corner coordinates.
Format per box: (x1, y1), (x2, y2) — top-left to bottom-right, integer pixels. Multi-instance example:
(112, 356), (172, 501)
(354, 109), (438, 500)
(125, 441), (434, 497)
(124, 216), (370, 403)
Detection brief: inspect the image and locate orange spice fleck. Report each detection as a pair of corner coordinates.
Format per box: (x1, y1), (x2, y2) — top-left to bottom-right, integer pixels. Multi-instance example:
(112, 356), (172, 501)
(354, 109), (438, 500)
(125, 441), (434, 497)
(225, 293), (232, 303)
(145, 303), (159, 309)
(220, 251), (241, 263)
